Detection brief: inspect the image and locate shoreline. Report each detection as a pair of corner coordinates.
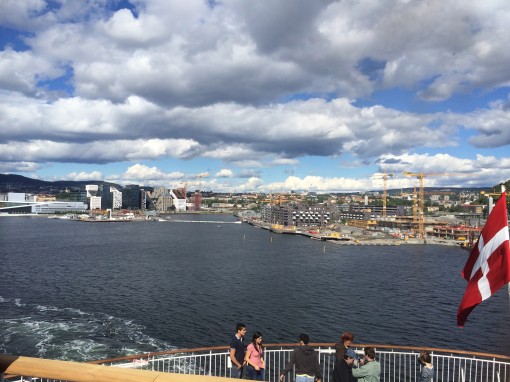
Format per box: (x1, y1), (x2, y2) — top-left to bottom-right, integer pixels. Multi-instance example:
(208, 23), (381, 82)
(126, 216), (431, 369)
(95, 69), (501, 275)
(243, 218), (466, 248)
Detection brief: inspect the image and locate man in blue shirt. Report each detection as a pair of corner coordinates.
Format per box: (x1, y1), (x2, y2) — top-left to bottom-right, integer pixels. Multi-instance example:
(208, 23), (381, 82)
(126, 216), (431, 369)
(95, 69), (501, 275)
(230, 323), (247, 378)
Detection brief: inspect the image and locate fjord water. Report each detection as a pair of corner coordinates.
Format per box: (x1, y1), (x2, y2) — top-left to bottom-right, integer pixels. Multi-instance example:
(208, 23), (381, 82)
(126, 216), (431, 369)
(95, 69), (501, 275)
(1, 215), (509, 361)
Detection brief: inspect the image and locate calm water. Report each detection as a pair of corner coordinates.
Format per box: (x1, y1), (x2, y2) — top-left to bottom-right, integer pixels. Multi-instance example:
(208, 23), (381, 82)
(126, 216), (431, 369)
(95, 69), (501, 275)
(0, 215), (509, 361)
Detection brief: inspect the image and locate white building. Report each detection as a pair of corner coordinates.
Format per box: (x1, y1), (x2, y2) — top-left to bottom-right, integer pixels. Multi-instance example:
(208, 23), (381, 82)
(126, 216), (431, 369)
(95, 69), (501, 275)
(7, 192), (27, 202)
(170, 189), (187, 211)
(110, 187), (122, 209)
(90, 196), (102, 210)
(86, 184), (99, 197)
(32, 202), (88, 214)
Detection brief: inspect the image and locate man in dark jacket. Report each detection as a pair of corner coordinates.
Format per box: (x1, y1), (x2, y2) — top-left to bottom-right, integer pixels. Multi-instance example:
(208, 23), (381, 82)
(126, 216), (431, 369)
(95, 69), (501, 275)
(280, 334), (322, 382)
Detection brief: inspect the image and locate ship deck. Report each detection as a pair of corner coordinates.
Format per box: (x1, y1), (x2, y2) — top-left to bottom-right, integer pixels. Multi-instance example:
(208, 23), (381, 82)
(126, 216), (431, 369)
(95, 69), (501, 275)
(2, 343), (510, 382)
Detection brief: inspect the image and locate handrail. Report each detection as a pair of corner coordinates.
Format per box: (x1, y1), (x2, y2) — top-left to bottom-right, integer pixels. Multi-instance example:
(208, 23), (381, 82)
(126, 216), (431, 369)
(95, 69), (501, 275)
(2, 343), (509, 382)
(0, 355), (232, 382)
(89, 343), (510, 365)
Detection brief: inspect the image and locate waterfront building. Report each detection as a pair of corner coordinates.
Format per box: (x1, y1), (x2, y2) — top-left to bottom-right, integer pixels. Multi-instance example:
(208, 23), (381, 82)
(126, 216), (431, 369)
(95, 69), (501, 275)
(31, 201), (88, 214)
(89, 196), (102, 210)
(111, 187), (122, 209)
(261, 203), (338, 227)
(337, 203), (408, 218)
(429, 225), (481, 241)
(65, 189), (88, 202)
(170, 189), (187, 211)
(7, 192), (27, 202)
(0, 192), (88, 214)
(151, 187), (174, 212)
(85, 185), (98, 197)
(122, 185), (145, 210)
(1, 192), (30, 213)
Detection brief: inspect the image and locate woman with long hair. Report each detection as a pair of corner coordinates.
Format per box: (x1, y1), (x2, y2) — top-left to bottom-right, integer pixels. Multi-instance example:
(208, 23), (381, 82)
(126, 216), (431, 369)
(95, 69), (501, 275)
(244, 331), (265, 380)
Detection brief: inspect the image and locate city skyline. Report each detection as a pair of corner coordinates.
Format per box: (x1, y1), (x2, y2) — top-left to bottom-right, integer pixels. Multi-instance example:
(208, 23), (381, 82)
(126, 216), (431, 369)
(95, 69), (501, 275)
(1, 1), (510, 193)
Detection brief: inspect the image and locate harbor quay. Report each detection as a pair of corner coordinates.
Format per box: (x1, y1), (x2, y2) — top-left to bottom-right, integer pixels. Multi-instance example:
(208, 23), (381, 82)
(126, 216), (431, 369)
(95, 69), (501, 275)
(243, 218), (467, 247)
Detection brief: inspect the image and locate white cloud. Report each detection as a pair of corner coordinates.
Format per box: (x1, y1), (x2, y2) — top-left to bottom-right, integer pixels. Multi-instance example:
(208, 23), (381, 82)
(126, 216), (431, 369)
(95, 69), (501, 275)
(244, 177), (263, 191)
(1, 1), (510, 189)
(216, 169), (233, 178)
(0, 161), (41, 172)
(64, 171), (103, 181)
(123, 164), (185, 180)
(0, 139), (200, 163)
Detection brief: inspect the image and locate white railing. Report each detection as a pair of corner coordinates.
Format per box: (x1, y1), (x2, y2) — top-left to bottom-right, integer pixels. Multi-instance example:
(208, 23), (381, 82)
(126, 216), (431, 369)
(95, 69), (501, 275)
(98, 344), (510, 382)
(3, 344), (510, 382)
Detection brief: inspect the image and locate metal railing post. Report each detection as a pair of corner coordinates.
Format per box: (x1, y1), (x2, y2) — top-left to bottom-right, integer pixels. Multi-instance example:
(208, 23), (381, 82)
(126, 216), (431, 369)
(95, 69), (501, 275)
(208, 351), (212, 376)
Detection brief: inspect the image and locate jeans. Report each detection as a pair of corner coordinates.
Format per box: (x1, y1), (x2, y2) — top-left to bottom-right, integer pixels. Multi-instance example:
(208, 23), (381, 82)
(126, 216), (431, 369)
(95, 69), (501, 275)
(231, 365), (244, 379)
(296, 375), (314, 382)
(246, 365), (265, 380)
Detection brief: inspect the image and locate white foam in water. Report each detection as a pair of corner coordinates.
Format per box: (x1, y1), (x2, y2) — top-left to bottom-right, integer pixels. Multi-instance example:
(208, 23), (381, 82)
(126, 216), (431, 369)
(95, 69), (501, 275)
(14, 298), (24, 307)
(0, 297), (174, 361)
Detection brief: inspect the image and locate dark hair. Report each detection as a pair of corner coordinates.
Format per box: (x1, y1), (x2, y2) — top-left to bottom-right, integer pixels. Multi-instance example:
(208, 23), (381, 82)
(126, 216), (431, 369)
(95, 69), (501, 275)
(341, 332), (354, 342)
(299, 333), (309, 344)
(364, 347), (376, 359)
(251, 331), (264, 353)
(236, 323), (246, 332)
(343, 353), (354, 360)
(419, 351), (431, 363)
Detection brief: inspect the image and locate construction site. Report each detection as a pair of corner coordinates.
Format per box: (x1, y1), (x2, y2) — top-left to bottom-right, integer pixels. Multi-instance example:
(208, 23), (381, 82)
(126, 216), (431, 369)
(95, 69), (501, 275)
(248, 171), (506, 248)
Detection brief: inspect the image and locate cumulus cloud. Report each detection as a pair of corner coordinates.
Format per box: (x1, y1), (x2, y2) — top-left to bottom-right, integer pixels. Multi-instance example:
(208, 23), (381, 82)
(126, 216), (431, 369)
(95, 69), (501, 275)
(216, 169), (233, 178)
(0, 161), (41, 173)
(1, 0), (510, 189)
(63, 171), (103, 181)
(123, 164), (185, 181)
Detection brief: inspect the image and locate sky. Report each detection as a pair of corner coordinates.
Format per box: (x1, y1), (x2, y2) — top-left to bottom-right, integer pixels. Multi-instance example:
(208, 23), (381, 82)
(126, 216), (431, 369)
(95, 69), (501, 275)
(1, 0), (510, 193)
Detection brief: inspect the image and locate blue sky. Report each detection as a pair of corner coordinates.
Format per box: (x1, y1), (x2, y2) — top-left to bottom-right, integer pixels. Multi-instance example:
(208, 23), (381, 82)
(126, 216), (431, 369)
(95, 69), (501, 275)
(1, 0), (510, 193)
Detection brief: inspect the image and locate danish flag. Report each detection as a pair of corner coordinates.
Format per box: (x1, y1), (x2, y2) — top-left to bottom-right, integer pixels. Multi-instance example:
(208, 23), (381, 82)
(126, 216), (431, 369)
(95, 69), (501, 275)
(457, 192), (510, 327)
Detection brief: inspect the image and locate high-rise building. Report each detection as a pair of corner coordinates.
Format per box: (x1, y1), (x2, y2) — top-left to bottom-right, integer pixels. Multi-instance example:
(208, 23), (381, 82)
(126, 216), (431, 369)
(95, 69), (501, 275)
(110, 187), (122, 209)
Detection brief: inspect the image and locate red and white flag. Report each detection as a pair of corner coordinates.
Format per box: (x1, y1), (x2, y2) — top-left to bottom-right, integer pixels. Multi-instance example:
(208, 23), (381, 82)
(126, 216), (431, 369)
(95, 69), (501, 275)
(457, 192), (510, 327)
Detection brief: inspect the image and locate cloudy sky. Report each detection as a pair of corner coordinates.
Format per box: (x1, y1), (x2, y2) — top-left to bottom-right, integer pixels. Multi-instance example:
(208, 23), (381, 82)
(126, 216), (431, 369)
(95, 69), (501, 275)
(1, 0), (510, 193)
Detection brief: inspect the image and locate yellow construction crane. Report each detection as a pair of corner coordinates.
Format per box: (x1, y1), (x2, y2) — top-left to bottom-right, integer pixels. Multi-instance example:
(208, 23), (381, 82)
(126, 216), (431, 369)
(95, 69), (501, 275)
(373, 172), (394, 218)
(260, 192), (291, 206)
(403, 172), (457, 239)
(412, 185), (418, 230)
(481, 188), (508, 215)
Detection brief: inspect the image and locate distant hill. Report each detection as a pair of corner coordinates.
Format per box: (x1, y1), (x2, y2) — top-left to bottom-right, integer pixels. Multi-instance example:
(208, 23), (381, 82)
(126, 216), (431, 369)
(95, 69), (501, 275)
(0, 174), (122, 194)
(487, 180), (510, 194)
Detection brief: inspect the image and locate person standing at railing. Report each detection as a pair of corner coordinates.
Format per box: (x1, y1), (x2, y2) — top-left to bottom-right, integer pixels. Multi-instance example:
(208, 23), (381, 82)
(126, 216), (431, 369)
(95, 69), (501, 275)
(334, 332), (356, 361)
(417, 351), (434, 382)
(351, 348), (380, 382)
(332, 350), (356, 382)
(230, 323), (247, 379)
(279, 333), (322, 382)
(245, 331), (265, 380)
